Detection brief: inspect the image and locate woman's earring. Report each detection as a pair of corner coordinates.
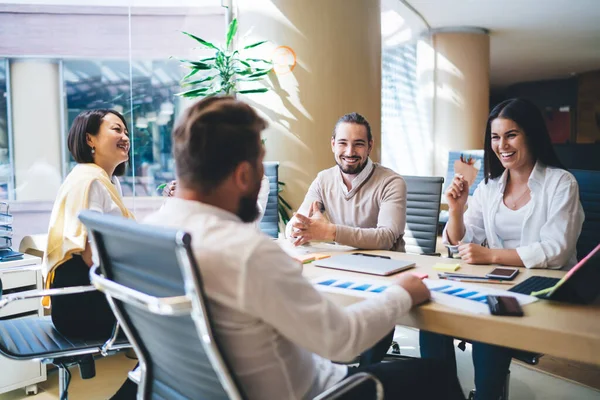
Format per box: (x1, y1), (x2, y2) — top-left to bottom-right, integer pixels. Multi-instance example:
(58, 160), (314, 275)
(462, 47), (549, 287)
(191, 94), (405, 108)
(91, 147), (95, 154)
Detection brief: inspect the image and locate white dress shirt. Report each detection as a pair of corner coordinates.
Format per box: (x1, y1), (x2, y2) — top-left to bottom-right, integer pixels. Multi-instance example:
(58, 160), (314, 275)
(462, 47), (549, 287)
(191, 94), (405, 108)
(143, 198), (413, 400)
(444, 162), (584, 269)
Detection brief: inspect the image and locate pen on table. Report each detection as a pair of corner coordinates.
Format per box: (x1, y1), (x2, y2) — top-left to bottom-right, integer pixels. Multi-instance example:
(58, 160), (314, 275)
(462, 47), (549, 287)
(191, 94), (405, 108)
(438, 272), (485, 279)
(353, 253), (391, 259)
(440, 276), (513, 285)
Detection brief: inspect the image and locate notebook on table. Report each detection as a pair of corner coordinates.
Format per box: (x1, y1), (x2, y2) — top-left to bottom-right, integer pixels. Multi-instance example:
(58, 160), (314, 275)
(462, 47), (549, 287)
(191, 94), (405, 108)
(509, 244), (600, 304)
(313, 253), (415, 276)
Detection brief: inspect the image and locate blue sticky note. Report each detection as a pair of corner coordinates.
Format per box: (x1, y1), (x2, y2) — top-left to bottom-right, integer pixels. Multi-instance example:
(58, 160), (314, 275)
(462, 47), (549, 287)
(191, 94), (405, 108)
(455, 291), (479, 298)
(442, 288), (464, 295)
(317, 279), (337, 286)
(431, 285), (452, 292)
(370, 286), (388, 293)
(335, 282), (354, 288)
(352, 284), (372, 291)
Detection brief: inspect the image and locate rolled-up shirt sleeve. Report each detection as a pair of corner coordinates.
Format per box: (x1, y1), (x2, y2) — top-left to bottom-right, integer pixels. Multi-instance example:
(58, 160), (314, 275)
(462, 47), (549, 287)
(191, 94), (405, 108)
(516, 176), (584, 269)
(241, 240), (413, 362)
(334, 175), (406, 250)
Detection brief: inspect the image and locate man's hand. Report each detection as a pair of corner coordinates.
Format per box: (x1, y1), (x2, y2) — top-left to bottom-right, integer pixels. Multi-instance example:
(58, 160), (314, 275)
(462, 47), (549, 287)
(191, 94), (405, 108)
(289, 201), (336, 246)
(458, 243), (493, 264)
(163, 180), (176, 197)
(395, 274), (430, 306)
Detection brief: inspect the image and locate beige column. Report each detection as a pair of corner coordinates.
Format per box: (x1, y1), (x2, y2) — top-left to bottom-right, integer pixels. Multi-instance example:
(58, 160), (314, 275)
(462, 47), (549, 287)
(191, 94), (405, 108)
(431, 28), (489, 177)
(237, 0), (381, 210)
(10, 60), (63, 201)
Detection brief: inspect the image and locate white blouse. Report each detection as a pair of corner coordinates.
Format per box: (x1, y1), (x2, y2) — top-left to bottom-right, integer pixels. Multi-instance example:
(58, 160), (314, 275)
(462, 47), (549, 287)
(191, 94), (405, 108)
(444, 162), (585, 269)
(88, 176), (125, 216)
(494, 201), (533, 249)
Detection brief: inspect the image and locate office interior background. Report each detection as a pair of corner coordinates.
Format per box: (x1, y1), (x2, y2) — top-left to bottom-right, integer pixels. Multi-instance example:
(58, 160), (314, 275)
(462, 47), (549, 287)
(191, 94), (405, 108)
(0, 0), (599, 398)
(1, 0), (599, 247)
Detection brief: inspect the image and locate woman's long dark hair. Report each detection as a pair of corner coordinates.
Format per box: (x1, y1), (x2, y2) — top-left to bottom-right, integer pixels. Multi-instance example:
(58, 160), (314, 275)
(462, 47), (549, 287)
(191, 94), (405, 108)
(483, 98), (565, 183)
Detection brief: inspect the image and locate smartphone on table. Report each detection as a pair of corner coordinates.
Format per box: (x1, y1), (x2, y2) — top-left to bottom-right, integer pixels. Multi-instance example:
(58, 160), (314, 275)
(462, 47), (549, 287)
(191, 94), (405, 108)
(486, 295), (524, 317)
(486, 267), (519, 280)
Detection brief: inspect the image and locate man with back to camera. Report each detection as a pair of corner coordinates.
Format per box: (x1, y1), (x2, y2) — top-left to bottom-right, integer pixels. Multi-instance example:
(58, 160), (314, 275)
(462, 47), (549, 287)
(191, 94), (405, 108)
(144, 96), (464, 399)
(286, 112), (407, 252)
(286, 112), (408, 365)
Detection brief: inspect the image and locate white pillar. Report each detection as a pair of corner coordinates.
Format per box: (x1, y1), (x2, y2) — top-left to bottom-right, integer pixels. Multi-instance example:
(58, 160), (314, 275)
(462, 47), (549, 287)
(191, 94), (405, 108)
(431, 28), (490, 177)
(10, 60), (63, 201)
(237, 0), (382, 209)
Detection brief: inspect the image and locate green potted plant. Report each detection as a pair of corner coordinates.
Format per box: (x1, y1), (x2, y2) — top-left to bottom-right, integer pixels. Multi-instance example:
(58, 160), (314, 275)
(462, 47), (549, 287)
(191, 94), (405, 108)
(173, 18), (272, 99)
(159, 18), (292, 230)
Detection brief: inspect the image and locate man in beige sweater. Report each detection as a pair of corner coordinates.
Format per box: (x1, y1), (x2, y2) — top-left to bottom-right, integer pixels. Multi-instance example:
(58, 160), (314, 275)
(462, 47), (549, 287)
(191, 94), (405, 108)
(287, 112), (407, 252)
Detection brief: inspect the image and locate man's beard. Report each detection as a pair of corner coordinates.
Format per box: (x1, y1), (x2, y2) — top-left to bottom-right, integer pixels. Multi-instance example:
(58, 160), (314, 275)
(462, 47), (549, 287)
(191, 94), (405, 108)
(336, 157), (368, 175)
(238, 194), (260, 223)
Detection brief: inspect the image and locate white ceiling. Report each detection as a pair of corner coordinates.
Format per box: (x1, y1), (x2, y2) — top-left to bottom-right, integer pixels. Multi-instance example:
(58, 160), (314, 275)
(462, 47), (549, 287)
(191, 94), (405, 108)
(406, 0), (600, 87)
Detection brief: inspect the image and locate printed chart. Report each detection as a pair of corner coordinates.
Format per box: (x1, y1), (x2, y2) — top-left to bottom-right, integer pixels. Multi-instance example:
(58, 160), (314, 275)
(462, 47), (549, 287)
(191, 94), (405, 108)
(312, 276), (538, 314)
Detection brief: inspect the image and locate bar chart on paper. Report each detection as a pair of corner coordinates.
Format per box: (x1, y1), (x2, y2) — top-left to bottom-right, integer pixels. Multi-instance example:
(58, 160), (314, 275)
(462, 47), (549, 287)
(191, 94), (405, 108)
(312, 276), (538, 314)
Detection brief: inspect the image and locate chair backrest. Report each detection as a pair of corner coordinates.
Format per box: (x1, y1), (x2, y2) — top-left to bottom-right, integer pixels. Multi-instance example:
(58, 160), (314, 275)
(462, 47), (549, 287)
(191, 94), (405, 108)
(259, 161), (279, 238)
(403, 175), (444, 255)
(444, 150), (484, 196)
(79, 211), (244, 400)
(571, 169), (600, 259)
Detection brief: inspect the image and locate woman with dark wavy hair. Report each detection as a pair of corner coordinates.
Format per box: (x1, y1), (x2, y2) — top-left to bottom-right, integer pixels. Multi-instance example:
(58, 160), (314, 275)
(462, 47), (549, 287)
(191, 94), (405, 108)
(420, 98), (584, 399)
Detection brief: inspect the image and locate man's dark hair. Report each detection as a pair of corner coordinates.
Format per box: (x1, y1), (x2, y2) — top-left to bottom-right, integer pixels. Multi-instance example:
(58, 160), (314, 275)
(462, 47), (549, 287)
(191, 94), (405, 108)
(173, 96), (266, 194)
(484, 98), (565, 183)
(332, 112), (372, 142)
(67, 109), (129, 176)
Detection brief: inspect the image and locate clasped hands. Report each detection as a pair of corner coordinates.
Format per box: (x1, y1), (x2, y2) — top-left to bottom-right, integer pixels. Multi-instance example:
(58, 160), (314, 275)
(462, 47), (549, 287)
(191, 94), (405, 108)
(289, 201), (336, 246)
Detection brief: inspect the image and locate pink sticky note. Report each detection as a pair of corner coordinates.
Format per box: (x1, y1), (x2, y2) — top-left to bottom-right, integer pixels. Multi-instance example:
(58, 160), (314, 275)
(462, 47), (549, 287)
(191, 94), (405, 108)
(412, 272), (428, 280)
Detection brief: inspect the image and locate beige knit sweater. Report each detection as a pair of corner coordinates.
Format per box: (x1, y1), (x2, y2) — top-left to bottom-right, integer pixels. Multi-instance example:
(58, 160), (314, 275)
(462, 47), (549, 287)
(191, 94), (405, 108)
(287, 163), (406, 251)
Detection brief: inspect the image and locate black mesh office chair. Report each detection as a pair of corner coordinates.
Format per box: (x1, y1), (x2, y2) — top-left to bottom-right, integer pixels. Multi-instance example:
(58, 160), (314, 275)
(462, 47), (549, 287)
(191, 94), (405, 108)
(79, 210), (383, 400)
(259, 161), (280, 238)
(403, 175), (444, 256)
(0, 282), (129, 399)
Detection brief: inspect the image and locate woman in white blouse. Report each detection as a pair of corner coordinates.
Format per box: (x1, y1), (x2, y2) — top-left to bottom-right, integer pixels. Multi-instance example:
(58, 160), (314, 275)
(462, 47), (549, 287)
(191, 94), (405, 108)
(44, 109), (136, 399)
(420, 98), (584, 400)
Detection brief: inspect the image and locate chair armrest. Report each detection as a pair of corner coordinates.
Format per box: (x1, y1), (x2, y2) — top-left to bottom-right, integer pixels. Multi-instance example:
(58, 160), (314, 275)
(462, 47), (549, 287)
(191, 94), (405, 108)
(313, 372), (383, 400)
(0, 285), (96, 309)
(90, 265), (192, 316)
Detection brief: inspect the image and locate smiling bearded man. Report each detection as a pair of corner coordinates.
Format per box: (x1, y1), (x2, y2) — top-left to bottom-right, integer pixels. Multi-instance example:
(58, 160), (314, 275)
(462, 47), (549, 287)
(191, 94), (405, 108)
(286, 112), (407, 252)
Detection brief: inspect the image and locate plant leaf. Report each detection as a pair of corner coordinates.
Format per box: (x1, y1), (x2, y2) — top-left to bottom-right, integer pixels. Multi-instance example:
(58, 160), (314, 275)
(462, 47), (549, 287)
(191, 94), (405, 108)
(182, 75), (216, 87)
(245, 58), (273, 64)
(247, 69), (272, 78)
(176, 59), (213, 70)
(176, 87), (211, 98)
(181, 31), (218, 50)
(234, 59), (251, 68)
(244, 40), (268, 49)
(182, 68), (201, 81)
(278, 194), (292, 210)
(237, 88), (269, 94)
(226, 18), (238, 49)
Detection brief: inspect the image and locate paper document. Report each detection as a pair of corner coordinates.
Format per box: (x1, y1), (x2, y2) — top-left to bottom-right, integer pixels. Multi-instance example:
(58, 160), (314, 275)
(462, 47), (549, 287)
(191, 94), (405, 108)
(312, 275), (538, 314)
